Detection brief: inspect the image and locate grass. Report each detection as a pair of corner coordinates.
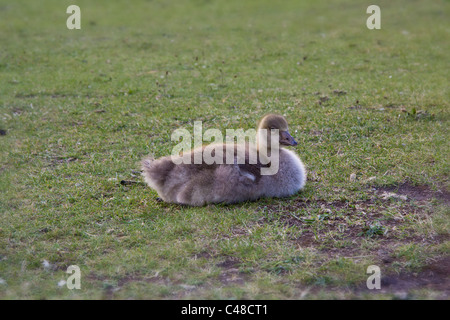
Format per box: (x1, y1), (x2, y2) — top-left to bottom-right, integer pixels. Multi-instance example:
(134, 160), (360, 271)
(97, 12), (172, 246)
(0, 0), (449, 299)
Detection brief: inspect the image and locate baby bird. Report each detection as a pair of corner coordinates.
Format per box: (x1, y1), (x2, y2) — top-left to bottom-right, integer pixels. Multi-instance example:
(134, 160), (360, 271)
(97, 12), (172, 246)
(142, 114), (306, 206)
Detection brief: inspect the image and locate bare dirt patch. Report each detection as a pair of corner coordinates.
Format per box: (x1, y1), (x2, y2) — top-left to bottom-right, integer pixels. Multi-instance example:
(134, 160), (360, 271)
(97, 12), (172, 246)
(216, 258), (249, 285)
(255, 182), (449, 297)
(45, 156), (78, 167)
(376, 182), (450, 205)
(257, 182), (448, 256)
(356, 255), (450, 299)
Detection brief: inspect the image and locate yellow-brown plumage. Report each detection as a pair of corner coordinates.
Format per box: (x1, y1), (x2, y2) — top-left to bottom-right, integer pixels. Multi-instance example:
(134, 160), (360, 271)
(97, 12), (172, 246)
(142, 114), (306, 206)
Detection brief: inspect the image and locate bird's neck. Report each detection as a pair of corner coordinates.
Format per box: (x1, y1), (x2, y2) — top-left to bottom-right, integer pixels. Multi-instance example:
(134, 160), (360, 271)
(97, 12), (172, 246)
(256, 128), (280, 153)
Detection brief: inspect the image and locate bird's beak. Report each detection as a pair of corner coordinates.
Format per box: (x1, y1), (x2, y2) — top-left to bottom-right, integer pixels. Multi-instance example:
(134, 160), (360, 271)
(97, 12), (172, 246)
(279, 130), (298, 146)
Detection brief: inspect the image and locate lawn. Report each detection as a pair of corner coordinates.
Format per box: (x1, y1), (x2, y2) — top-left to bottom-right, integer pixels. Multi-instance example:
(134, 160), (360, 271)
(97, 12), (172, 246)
(0, 0), (448, 299)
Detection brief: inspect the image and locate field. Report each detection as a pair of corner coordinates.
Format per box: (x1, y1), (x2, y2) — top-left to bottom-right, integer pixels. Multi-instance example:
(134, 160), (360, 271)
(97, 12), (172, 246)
(0, 0), (449, 299)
